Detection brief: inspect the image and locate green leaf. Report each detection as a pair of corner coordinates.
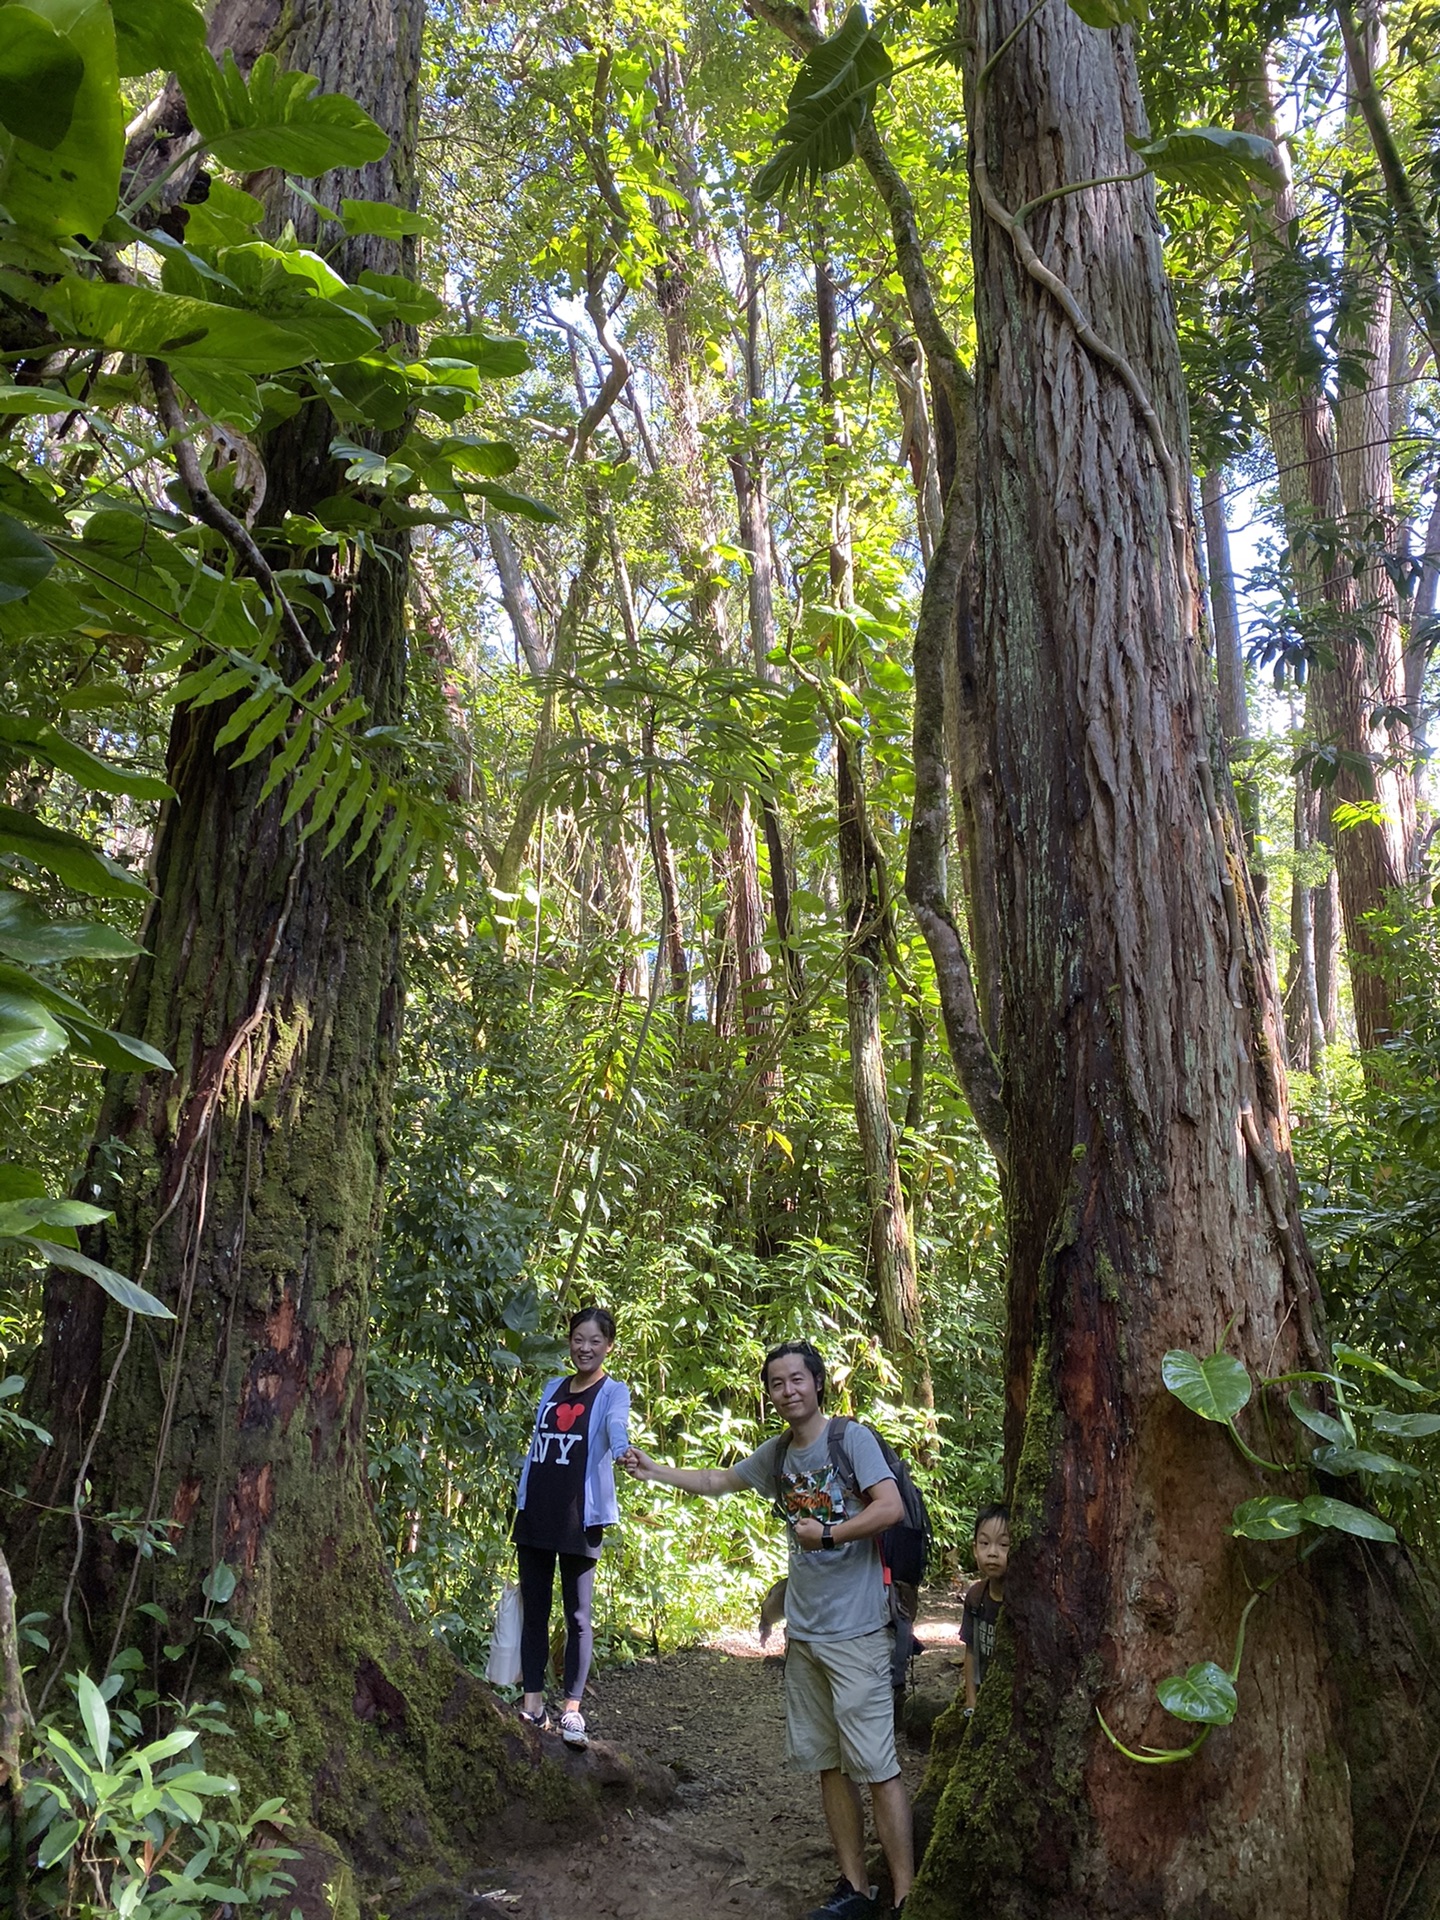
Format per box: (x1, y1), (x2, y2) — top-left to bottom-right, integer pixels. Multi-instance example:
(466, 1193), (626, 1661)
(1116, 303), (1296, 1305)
(0, 890), (141, 963)
(1332, 1344), (1429, 1396)
(753, 6), (894, 203)
(175, 364), (263, 432)
(30, 1237), (174, 1318)
(353, 270), (444, 325)
(1156, 1660), (1237, 1725)
(53, 1007), (173, 1075)
(0, 988), (67, 1081)
(1311, 1443), (1419, 1480)
(76, 1669), (110, 1764)
(185, 50), (390, 175)
(470, 482), (560, 525)
(0, 805), (149, 899)
(37, 1816), (84, 1870)
(1161, 1348), (1252, 1423)
(427, 329), (531, 378)
(0, 382), (78, 416)
(442, 436), (520, 479)
(1126, 127), (1284, 204)
(0, 0), (123, 239)
(203, 1562), (237, 1605)
(0, 717), (174, 799)
(1297, 1495), (1396, 1542)
(1368, 1411), (1440, 1438)
(340, 197), (436, 240)
(0, 1197), (108, 1236)
(31, 277), (380, 375)
(0, 513), (55, 605)
(1287, 1391), (1350, 1447)
(0, 9), (84, 149)
(111, 0), (206, 77)
(1229, 1496), (1306, 1539)
(1066, 0), (1147, 26)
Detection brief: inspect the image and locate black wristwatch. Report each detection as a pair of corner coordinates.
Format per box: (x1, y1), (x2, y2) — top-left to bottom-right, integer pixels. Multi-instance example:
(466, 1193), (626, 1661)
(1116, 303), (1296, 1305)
(820, 1523), (837, 1550)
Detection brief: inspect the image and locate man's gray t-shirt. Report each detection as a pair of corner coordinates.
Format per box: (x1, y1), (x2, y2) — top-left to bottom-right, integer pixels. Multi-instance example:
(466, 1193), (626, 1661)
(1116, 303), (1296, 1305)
(733, 1422), (894, 1643)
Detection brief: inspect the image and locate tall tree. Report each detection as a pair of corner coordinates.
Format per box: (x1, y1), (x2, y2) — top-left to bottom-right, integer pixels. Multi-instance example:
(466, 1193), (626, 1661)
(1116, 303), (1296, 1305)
(913, 0), (1440, 1911)
(14, 0), (596, 1866)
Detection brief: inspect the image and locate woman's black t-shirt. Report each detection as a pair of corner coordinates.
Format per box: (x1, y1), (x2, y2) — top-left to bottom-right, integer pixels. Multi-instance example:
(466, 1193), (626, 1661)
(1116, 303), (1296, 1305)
(512, 1376), (605, 1558)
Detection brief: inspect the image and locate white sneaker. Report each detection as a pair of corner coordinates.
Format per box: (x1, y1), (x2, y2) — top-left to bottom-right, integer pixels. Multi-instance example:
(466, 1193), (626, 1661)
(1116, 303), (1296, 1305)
(559, 1709), (589, 1749)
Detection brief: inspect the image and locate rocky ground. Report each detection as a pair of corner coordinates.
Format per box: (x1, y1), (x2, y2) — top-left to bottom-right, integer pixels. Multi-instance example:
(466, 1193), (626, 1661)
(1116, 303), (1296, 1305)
(459, 1596), (965, 1920)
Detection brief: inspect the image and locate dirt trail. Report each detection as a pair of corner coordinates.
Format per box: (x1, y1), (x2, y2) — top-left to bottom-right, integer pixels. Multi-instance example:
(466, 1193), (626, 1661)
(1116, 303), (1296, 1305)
(462, 1600), (965, 1920)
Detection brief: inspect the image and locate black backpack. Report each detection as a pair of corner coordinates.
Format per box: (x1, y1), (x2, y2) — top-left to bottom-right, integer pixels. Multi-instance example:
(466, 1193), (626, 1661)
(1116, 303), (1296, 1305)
(774, 1414), (933, 1587)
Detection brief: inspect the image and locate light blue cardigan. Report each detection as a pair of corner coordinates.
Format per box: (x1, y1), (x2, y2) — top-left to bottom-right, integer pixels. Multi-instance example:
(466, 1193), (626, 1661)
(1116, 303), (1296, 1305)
(514, 1374), (632, 1530)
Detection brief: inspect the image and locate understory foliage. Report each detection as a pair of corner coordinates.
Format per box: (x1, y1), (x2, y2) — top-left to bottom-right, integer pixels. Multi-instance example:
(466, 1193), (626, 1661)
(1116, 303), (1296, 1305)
(0, 0), (1439, 1902)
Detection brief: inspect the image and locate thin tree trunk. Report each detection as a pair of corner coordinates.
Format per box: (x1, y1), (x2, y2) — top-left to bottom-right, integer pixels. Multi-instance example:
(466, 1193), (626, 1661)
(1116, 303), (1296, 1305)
(1239, 57), (1413, 1051)
(816, 245), (931, 1409)
(1283, 778), (1326, 1070)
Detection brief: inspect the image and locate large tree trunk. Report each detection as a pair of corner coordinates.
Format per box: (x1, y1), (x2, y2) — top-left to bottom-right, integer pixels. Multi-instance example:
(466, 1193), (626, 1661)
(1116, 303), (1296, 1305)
(12, 0), (609, 1880)
(913, 3), (1440, 1912)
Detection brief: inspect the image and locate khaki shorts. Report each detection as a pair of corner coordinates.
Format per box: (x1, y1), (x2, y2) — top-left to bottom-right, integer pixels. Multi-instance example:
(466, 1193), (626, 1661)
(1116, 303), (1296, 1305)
(784, 1630), (899, 1783)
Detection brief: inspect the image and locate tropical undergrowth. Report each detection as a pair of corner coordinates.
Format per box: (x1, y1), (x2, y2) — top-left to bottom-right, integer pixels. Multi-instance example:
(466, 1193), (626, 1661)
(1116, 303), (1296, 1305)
(368, 918), (1006, 1665)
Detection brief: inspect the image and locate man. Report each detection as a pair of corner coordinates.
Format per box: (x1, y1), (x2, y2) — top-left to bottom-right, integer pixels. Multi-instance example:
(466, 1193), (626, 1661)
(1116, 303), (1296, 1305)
(624, 1341), (914, 1920)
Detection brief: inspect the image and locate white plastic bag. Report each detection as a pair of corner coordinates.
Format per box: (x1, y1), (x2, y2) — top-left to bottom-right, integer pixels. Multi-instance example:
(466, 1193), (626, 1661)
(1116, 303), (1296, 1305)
(486, 1581), (523, 1687)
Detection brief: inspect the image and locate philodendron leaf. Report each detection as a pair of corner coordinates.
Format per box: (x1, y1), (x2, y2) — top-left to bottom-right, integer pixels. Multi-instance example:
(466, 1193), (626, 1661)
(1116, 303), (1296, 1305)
(1229, 1496), (1305, 1540)
(1161, 1348), (1252, 1423)
(1297, 1495), (1397, 1542)
(0, 716), (174, 800)
(1332, 1343), (1429, 1396)
(184, 50), (390, 175)
(753, 5), (894, 202)
(1287, 1391), (1351, 1447)
(1311, 1443), (1419, 1480)
(1156, 1661), (1237, 1726)
(1066, 0), (1147, 27)
(1368, 1411), (1440, 1438)
(0, 0), (123, 240)
(1126, 127), (1284, 204)
(27, 1237), (174, 1319)
(32, 277), (379, 375)
(0, 8), (84, 148)
(0, 1197), (109, 1236)
(0, 805), (150, 900)
(111, 0), (206, 78)
(428, 329), (531, 378)
(0, 990), (68, 1082)
(0, 513), (55, 604)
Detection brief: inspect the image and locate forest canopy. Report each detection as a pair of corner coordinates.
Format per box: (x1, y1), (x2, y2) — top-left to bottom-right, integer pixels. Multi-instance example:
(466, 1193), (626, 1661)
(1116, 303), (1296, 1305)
(0, 0), (1438, 1912)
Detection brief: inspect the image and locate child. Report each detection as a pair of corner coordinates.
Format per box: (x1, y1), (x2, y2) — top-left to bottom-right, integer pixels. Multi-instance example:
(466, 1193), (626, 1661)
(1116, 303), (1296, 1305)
(960, 1503), (1009, 1714)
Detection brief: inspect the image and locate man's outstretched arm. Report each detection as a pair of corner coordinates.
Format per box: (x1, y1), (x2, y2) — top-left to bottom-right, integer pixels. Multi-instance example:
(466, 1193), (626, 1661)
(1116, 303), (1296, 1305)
(622, 1445), (745, 1497)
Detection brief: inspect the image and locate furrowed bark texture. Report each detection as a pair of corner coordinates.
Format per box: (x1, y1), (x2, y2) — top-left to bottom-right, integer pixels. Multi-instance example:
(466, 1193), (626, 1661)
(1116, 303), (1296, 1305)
(910, 4), (1438, 1913)
(11, 0), (612, 1881)
(1239, 61), (1414, 1052)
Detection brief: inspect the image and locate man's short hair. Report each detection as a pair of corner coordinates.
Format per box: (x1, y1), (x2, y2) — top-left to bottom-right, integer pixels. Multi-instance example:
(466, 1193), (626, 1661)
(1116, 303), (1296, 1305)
(761, 1340), (826, 1403)
(973, 1501), (1010, 1539)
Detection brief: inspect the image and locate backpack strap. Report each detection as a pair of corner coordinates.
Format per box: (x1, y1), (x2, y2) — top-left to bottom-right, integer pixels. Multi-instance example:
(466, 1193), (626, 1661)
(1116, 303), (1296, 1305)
(964, 1578), (988, 1609)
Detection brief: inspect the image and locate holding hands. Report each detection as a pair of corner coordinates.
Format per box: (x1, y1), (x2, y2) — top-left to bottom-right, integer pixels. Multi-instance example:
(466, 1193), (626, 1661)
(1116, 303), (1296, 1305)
(620, 1445), (656, 1479)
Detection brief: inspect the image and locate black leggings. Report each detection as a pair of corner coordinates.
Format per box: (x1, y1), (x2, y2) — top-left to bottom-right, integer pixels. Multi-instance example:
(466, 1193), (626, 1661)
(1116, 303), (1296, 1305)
(515, 1545), (598, 1699)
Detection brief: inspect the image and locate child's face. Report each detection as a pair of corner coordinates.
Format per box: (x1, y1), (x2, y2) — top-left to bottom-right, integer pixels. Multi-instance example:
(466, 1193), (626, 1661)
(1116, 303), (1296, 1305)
(975, 1517), (1010, 1584)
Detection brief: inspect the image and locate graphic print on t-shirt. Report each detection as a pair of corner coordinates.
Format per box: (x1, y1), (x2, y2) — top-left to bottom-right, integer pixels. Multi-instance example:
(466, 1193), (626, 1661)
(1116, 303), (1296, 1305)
(513, 1376), (604, 1557)
(780, 1461), (847, 1526)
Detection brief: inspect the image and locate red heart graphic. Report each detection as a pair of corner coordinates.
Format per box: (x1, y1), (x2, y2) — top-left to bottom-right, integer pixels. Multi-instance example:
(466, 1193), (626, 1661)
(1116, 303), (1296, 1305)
(555, 1402), (585, 1432)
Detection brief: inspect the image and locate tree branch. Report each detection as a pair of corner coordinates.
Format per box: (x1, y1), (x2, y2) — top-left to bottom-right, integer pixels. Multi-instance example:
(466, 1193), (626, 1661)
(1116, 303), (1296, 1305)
(147, 360), (319, 667)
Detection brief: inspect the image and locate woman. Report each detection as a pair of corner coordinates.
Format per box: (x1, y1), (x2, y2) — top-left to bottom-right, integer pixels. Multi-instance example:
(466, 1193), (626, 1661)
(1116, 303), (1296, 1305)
(511, 1305), (630, 1748)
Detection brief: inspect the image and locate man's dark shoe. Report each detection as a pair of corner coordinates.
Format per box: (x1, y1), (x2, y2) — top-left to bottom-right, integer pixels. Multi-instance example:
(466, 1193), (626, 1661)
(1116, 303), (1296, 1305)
(806, 1879), (878, 1920)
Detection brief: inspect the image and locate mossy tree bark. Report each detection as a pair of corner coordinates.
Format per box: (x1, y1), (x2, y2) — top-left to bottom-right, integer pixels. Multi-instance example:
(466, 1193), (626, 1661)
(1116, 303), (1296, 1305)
(911, 2), (1440, 1914)
(11, 0), (604, 1880)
